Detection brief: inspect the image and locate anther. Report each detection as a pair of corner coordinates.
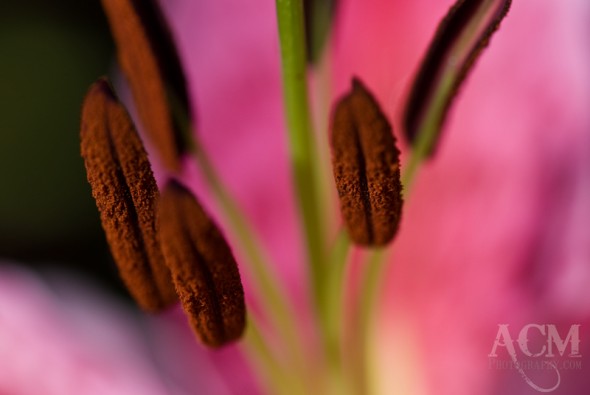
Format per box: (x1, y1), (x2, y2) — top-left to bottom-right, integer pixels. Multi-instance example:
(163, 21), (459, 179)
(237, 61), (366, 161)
(100, 0), (193, 172)
(331, 78), (403, 246)
(158, 181), (246, 347)
(404, 0), (512, 156)
(80, 78), (177, 312)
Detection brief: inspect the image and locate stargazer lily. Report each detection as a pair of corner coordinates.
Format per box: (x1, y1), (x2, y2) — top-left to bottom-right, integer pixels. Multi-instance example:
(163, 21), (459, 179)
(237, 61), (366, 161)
(1, 0), (589, 394)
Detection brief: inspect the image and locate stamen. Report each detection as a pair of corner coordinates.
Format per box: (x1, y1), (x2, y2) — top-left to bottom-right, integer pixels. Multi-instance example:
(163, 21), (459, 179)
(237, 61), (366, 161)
(80, 78), (177, 312)
(331, 78), (403, 246)
(404, 0), (512, 156)
(158, 181), (246, 347)
(100, 0), (192, 172)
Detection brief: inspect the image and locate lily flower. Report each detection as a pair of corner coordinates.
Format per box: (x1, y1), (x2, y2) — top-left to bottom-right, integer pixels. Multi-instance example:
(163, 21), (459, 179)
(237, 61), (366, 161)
(1, 0), (588, 394)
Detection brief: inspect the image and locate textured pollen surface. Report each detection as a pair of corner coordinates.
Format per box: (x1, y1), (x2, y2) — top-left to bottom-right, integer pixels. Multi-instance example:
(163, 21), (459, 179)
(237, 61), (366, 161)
(331, 78), (403, 246)
(101, 0), (190, 172)
(159, 181), (246, 347)
(80, 78), (177, 312)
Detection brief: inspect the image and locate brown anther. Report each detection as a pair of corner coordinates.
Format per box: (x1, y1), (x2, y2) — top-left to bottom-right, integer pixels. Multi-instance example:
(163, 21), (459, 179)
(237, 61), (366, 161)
(80, 78), (177, 312)
(331, 78), (403, 246)
(158, 181), (246, 347)
(101, 0), (192, 172)
(404, 0), (512, 155)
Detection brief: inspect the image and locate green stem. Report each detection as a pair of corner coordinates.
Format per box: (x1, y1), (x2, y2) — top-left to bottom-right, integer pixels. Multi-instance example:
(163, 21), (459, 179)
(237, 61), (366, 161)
(321, 230), (352, 393)
(243, 316), (305, 395)
(311, 50), (338, 240)
(275, 0), (330, 370)
(190, 146), (309, 383)
(403, 73), (454, 195)
(358, 97), (442, 330)
(355, 143), (430, 393)
(323, 231), (350, 357)
(310, 42), (351, 395)
(169, 84), (309, 375)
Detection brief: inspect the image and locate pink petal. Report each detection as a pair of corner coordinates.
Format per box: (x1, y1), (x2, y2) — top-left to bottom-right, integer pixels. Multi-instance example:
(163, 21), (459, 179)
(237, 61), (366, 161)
(0, 264), (169, 395)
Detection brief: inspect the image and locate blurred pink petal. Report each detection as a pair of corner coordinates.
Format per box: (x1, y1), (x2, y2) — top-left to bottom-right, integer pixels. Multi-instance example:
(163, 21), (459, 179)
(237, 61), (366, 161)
(0, 264), (260, 395)
(0, 264), (169, 395)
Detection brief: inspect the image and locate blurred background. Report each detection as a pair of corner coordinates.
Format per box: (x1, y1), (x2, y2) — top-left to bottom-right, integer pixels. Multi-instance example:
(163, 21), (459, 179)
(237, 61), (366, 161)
(0, 0), (127, 297)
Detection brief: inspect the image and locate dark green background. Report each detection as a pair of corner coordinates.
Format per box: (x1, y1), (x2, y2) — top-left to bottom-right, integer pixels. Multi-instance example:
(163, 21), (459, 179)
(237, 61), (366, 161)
(0, 1), (125, 293)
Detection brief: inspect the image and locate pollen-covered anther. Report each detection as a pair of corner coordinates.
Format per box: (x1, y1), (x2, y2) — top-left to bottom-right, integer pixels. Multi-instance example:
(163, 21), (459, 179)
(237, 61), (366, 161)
(403, 0), (512, 156)
(330, 78), (403, 247)
(100, 0), (192, 172)
(158, 181), (246, 348)
(80, 77), (177, 312)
